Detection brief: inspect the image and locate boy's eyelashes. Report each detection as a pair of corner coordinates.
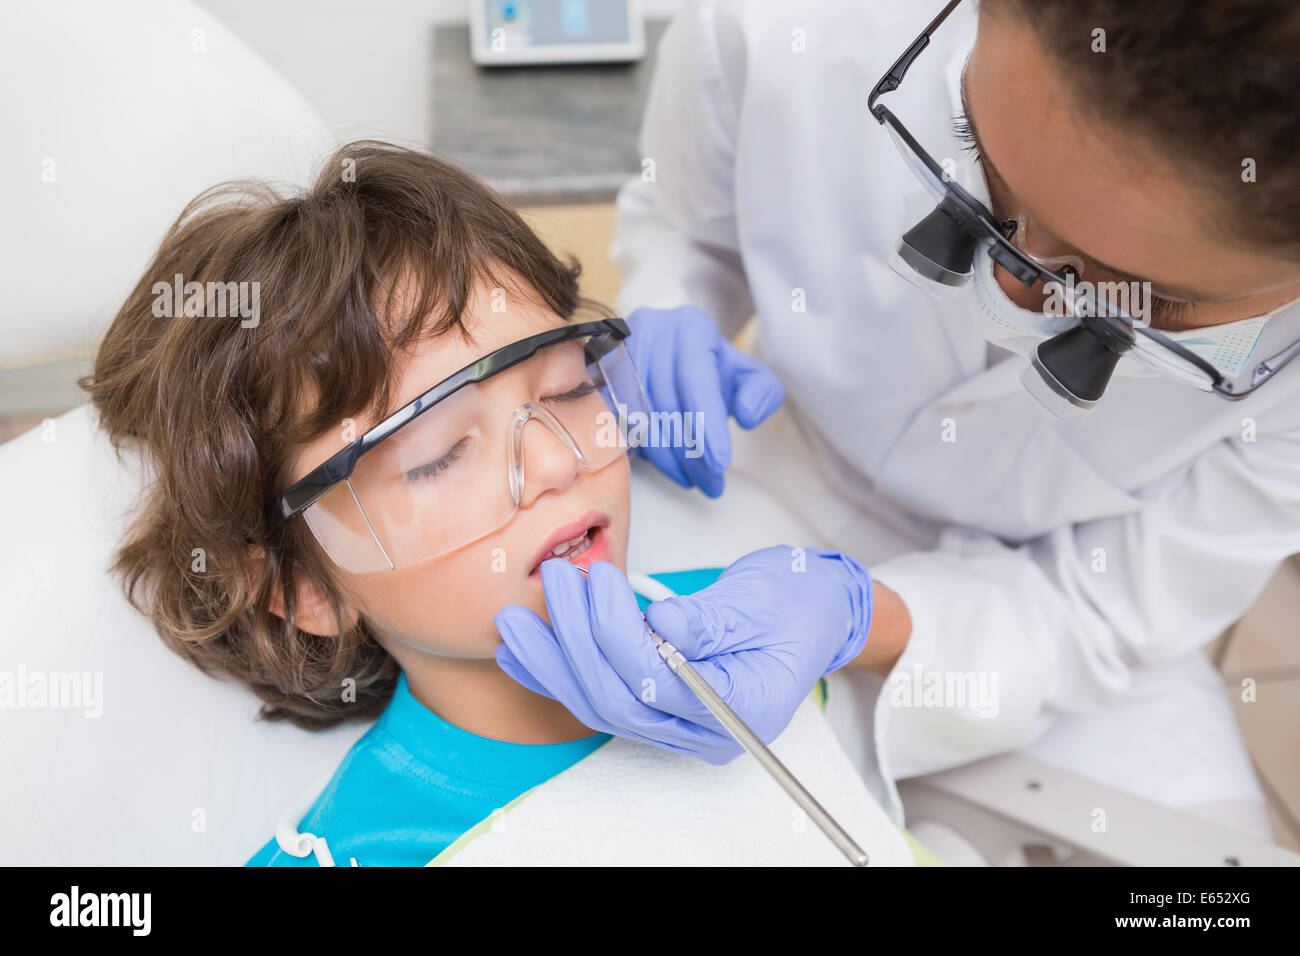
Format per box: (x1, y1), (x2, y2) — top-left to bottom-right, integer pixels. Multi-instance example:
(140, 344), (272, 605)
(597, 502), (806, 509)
(400, 379), (603, 484)
(404, 436), (469, 484)
(542, 380), (600, 403)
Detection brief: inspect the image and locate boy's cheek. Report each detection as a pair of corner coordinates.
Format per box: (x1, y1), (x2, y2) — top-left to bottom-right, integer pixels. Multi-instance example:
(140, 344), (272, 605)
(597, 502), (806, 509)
(347, 550), (521, 656)
(345, 461), (634, 652)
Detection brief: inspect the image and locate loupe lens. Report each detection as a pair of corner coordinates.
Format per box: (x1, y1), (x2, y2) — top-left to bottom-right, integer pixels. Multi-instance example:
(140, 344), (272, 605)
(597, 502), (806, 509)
(1023, 326), (1125, 419)
(889, 204), (976, 299)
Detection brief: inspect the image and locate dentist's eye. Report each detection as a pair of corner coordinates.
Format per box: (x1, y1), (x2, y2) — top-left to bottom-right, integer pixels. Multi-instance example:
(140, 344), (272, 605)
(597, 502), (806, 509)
(1149, 294), (1196, 330)
(404, 436), (470, 483)
(952, 112), (981, 164)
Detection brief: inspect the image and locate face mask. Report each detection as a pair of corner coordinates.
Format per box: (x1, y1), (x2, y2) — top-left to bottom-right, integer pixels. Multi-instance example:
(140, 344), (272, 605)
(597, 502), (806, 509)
(1134, 313), (1272, 380)
(962, 158), (1293, 383)
(968, 240), (1294, 382)
(967, 240), (1075, 356)
(962, 158), (1078, 354)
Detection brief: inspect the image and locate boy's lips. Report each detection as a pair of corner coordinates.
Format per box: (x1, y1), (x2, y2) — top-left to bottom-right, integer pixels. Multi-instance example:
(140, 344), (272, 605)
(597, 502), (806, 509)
(528, 510), (611, 576)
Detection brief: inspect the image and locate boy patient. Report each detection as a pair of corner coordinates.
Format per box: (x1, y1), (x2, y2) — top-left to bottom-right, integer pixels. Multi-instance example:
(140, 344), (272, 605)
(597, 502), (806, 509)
(86, 141), (696, 865)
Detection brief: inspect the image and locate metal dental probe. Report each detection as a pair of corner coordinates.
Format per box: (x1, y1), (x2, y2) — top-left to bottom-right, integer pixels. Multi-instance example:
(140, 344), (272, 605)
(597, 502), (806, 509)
(572, 564), (869, 866)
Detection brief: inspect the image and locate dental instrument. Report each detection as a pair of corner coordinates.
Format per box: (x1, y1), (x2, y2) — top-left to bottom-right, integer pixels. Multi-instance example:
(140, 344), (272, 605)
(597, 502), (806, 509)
(574, 564), (870, 866)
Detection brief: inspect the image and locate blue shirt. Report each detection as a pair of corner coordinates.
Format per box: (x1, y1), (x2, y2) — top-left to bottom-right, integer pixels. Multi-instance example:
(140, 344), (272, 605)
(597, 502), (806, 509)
(246, 568), (723, 866)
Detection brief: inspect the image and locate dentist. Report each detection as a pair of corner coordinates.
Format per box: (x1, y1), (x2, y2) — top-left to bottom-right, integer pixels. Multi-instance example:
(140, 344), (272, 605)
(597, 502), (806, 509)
(495, 0), (1300, 835)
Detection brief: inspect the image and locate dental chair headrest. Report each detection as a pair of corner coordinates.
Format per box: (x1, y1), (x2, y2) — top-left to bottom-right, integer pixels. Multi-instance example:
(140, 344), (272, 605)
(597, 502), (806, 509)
(0, 0), (331, 371)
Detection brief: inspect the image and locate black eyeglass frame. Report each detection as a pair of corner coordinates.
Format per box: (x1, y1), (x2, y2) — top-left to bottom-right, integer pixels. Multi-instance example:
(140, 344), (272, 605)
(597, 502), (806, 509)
(273, 316), (632, 528)
(866, 0), (1300, 399)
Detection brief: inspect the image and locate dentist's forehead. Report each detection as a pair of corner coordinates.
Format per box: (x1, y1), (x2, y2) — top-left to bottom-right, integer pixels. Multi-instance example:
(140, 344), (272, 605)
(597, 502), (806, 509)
(966, 9), (1300, 303)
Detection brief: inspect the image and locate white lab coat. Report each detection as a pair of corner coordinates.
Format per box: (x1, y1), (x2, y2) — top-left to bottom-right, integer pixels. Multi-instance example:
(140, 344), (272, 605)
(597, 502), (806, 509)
(610, 0), (1300, 824)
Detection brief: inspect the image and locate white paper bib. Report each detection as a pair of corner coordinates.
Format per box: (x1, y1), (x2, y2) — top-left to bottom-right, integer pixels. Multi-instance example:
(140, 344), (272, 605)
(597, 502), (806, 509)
(430, 687), (915, 867)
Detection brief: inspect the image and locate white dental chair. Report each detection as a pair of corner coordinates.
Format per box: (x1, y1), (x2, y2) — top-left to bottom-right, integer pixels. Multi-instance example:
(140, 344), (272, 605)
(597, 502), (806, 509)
(3, 0), (1295, 868)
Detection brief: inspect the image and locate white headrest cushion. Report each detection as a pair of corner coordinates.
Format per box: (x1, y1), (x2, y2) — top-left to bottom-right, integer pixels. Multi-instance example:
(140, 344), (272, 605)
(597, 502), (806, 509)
(0, 405), (368, 864)
(0, 0), (333, 369)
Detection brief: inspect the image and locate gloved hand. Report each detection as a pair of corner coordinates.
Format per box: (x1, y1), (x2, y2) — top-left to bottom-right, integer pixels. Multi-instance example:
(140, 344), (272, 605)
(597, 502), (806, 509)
(494, 546), (874, 765)
(623, 305), (784, 497)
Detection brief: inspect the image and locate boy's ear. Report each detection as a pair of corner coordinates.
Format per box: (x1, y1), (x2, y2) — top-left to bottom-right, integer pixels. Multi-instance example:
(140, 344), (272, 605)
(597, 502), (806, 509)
(245, 548), (358, 637)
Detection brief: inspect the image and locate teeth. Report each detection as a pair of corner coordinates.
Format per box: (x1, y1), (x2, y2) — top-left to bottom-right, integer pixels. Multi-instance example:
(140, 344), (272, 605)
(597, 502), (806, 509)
(550, 533), (587, 558)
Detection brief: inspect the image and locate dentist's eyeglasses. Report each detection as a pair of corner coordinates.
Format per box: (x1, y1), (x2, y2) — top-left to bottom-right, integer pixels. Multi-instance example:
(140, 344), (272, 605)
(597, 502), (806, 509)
(273, 318), (649, 573)
(868, 0), (1300, 417)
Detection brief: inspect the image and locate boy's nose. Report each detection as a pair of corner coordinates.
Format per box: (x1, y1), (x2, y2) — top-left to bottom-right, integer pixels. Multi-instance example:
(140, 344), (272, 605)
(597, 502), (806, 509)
(514, 411), (581, 508)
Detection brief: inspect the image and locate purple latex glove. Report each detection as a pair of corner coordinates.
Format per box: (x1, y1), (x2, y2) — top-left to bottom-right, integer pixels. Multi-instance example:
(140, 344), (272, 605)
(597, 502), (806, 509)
(494, 547), (873, 765)
(623, 305), (784, 497)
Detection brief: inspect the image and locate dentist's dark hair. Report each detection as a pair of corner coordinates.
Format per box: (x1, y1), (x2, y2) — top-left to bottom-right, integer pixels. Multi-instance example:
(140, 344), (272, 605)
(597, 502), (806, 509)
(83, 141), (595, 730)
(985, 0), (1300, 254)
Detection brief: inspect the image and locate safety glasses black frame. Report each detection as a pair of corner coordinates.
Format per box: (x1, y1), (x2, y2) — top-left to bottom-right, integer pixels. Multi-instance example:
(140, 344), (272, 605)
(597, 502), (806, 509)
(274, 316), (631, 527)
(867, 0), (1300, 400)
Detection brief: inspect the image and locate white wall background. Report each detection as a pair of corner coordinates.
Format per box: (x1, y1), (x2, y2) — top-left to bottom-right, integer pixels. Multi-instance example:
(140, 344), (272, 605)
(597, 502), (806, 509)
(196, 0), (683, 147)
(0, 0), (680, 424)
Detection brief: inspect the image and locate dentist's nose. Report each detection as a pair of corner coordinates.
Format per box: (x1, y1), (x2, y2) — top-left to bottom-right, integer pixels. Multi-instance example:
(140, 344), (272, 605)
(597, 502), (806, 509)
(994, 258), (1054, 312)
(996, 215), (1086, 312)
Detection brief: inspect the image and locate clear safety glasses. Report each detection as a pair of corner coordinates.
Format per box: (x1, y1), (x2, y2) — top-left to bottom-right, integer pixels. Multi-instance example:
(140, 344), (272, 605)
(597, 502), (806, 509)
(868, 0), (1300, 412)
(274, 318), (649, 573)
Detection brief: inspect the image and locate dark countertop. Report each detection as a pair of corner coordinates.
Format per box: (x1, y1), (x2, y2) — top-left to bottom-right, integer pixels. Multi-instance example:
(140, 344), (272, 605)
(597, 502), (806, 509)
(431, 20), (666, 205)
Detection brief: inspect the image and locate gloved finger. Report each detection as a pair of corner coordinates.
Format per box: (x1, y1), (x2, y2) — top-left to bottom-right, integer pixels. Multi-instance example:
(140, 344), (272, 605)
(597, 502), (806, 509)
(637, 710), (739, 764)
(688, 651), (797, 747)
(497, 595), (738, 760)
(541, 561), (734, 753)
(494, 604), (612, 733)
(583, 561), (715, 724)
(502, 636), (738, 764)
(718, 340), (785, 429)
(637, 599), (750, 726)
(638, 323), (686, 421)
(538, 559), (673, 739)
(493, 640), (557, 700)
(678, 430), (726, 498)
(541, 559), (659, 732)
(636, 441), (691, 489)
(642, 590), (779, 660)
(675, 336), (734, 479)
(537, 556), (595, 632)
(634, 338), (694, 488)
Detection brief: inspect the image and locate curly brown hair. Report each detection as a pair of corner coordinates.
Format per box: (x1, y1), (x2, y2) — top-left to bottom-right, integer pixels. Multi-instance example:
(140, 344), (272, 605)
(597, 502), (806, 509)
(83, 141), (588, 730)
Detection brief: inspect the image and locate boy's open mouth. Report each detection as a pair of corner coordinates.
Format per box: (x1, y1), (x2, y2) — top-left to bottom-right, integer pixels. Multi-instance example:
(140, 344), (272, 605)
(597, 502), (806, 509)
(528, 510), (611, 577)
